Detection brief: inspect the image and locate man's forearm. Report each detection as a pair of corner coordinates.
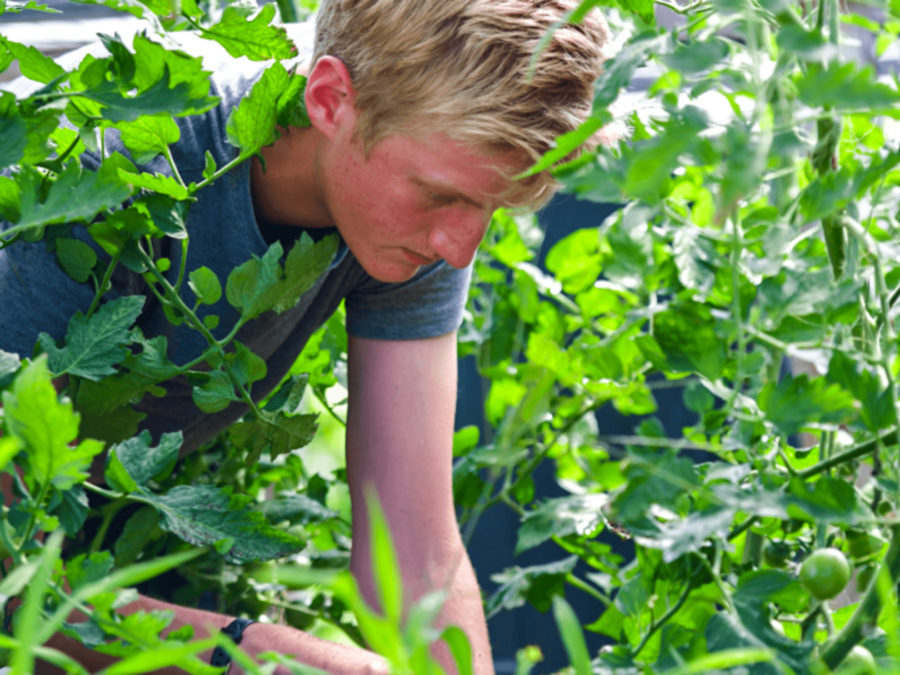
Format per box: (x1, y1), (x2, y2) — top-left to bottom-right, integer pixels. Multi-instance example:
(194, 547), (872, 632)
(40, 593), (388, 675)
(352, 538), (494, 675)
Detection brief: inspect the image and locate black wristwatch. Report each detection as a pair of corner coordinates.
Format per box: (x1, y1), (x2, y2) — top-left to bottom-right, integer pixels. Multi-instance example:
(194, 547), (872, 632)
(210, 617), (256, 670)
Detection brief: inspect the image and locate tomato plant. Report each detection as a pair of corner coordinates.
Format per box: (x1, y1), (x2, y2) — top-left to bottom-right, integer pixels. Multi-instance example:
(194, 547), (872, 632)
(0, 0), (899, 671)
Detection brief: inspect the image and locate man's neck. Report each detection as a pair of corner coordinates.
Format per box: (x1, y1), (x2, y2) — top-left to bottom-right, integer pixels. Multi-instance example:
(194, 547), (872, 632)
(250, 125), (334, 229)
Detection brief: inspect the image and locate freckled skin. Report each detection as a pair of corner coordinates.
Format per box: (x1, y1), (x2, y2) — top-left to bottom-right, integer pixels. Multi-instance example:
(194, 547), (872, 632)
(319, 130), (523, 283)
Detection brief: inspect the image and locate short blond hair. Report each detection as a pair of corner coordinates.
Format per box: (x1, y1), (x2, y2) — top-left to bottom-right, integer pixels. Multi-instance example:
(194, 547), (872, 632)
(313, 0), (610, 209)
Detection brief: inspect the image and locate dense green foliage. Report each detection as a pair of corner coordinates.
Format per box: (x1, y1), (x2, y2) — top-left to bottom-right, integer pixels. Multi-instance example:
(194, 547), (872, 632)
(1, 0), (900, 672)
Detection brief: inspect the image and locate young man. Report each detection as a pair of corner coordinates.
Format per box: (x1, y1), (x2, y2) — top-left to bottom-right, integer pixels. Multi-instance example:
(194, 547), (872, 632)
(1, 0), (608, 671)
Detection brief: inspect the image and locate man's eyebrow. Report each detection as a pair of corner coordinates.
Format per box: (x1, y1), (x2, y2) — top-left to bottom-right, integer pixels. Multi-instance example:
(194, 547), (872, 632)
(412, 177), (485, 209)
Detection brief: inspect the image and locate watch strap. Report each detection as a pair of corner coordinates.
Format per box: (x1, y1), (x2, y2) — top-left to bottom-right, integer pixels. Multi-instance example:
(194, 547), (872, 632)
(210, 617), (256, 668)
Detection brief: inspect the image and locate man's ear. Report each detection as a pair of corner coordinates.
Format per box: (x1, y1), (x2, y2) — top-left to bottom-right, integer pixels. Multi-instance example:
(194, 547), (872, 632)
(305, 55), (358, 140)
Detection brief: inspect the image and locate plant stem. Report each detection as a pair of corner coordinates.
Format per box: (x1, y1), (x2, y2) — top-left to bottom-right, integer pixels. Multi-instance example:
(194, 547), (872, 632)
(820, 525), (900, 669)
(633, 578), (693, 657)
(797, 429), (897, 479)
(85, 254), (120, 319)
(565, 573), (612, 608)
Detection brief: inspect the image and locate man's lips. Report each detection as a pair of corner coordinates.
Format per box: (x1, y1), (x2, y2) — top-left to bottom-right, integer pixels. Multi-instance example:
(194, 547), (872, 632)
(401, 248), (439, 265)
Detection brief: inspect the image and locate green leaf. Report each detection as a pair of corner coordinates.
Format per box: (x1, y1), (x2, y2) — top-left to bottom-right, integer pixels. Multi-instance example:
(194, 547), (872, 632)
(39, 295), (145, 381)
(226, 342), (267, 387)
(78, 65), (217, 123)
(0, 92), (27, 169)
(13, 162), (132, 230)
(652, 303), (726, 380)
(517, 494), (608, 554)
(486, 557), (578, 618)
(140, 485), (304, 563)
(114, 507), (161, 565)
(188, 266), (222, 305)
(226, 62), (290, 156)
(364, 488), (403, 623)
(795, 62), (900, 113)
(66, 551), (115, 593)
(54, 486), (89, 536)
(116, 114), (180, 164)
(229, 412), (318, 458)
(662, 37), (730, 74)
(826, 351), (893, 431)
(2, 357), (104, 491)
(257, 493), (339, 525)
(106, 430), (182, 493)
(2, 37), (65, 83)
(225, 242), (283, 319)
(758, 374), (856, 437)
(441, 626), (474, 675)
(787, 477), (868, 525)
(201, 5), (296, 61)
(553, 596), (592, 675)
(191, 370), (236, 414)
(55, 237), (98, 283)
(118, 170), (189, 201)
(274, 233), (339, 312)
(0, 349), (22, 387)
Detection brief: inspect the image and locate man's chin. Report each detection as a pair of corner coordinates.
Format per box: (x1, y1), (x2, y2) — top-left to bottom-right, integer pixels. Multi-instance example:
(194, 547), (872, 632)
(363, 262), (421, 284)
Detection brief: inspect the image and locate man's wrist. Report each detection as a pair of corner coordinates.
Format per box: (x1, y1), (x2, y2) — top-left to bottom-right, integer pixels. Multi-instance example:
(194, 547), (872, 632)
(210, 618), (256, 670)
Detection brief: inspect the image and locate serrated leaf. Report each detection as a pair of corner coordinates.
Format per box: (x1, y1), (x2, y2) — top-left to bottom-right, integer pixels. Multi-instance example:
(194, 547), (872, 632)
(55, 237), (98, 283)
(516, 494), (608, 554)
(188, 266), (221, 305)
(486, 557), (578, 618)
(796, 61), (900, 113)
(66, 551), (115, 593)
(0, 349), (21, 387)
(66, 0), (145, 17)
(192, 370), (236, 413)
(2, 38), (66, 83)
(229, 412), (318, 458)
(106, 430), (182, 493)
(226, 62), (289, 156)
(14, 162), (132, 230)
(118, 169), (189, 200)
(38, 295), (145, 381)
(226, 341), (267, 388)
(274, 233), (339, 312)
(140, 484), (304, 562)
(116, 114), (180, 164)
(201, 5), (296, 61)
(225, 242), (283, 319)
(258, 493), (339, 525)
(0, 92), (27, 169)
(77, 66), (217, 123)
(1, 0), (61, 13)
(54, 486), (89, 536)
(1, 357), (104, 491)
(759, 374), (856, 437)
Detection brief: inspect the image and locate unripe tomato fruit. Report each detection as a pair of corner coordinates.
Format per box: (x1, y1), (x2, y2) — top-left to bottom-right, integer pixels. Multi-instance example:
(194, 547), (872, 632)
(834, 645), (876, 675)
(762, 540), (791, 568)
(799, 547), (851, 600)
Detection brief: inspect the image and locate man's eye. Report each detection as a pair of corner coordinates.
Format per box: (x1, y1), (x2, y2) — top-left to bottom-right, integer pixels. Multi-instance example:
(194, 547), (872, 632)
(426, 191), (458, 206)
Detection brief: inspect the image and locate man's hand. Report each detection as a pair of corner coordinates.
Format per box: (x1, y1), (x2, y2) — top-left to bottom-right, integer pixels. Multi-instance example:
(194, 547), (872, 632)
(346, 332), (494, 674)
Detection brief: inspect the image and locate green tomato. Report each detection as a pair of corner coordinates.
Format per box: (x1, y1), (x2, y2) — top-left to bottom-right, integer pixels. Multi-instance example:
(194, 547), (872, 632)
(799, 547), (851, 600)
(763, 540), (792, 568)
(834, 645), (876, 675)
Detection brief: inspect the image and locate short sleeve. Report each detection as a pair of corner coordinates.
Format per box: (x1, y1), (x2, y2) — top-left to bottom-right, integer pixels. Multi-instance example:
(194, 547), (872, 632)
(344, 261), (472, 340)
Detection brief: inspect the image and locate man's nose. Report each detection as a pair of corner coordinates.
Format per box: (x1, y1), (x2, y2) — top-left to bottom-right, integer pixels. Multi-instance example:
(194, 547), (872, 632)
(429, 209), (490, 269)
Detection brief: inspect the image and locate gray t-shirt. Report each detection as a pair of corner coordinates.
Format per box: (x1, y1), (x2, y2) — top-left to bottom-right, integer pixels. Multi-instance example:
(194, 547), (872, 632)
(0, 58), (471, 452)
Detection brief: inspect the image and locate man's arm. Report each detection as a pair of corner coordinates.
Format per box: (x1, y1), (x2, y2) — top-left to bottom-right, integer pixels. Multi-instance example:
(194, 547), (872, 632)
(346, 332), (493, 674)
